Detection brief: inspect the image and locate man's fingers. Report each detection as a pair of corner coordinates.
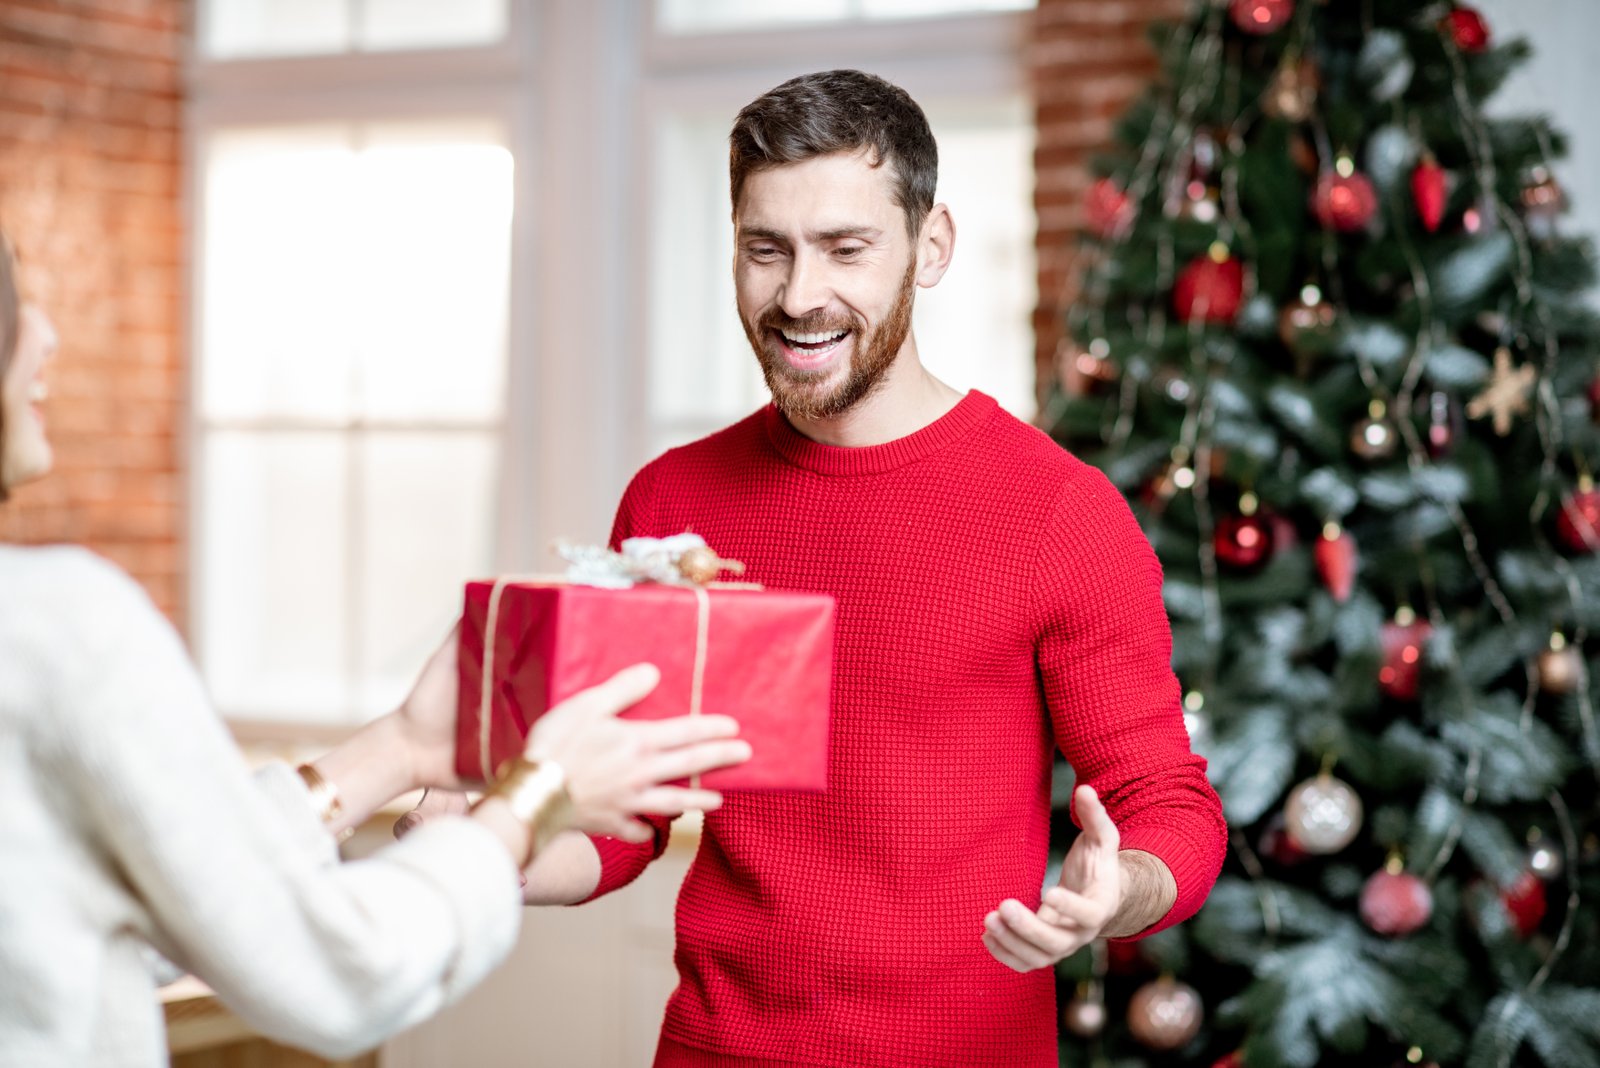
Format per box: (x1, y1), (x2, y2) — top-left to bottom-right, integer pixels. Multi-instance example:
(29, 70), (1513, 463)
(995, 898), (1086, 958)
(1042, 886), (1110, 931)
(982, 930), (1037, 973)
(1074, 784), (1121, 851)
(982, 910), (1055, 971)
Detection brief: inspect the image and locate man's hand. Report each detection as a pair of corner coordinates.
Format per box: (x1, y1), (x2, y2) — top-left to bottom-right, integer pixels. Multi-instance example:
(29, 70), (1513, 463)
(982, 785), (1176, 972)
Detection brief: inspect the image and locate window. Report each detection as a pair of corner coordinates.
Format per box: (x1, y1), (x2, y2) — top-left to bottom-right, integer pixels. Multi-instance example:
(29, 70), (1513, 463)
(658, 0), (1032, 35)
(195, 120), (512, 722)
(201, 0), (509, 59)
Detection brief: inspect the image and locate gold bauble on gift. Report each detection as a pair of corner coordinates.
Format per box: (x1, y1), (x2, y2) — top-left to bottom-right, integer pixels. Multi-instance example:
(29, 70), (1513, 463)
(1264, 56), (1320, 122)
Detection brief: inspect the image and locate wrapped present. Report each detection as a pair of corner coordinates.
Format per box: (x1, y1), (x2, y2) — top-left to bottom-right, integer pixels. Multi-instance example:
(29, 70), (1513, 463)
(456, 536), (835, 791)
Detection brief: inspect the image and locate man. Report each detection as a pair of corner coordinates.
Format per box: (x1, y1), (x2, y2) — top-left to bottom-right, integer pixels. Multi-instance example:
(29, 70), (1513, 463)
(417, 69), (1226, 1067)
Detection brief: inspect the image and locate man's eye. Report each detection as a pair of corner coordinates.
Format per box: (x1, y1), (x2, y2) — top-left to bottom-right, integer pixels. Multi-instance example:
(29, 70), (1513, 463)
(834, 246), (864, 259)
(748, 246), (780, 258)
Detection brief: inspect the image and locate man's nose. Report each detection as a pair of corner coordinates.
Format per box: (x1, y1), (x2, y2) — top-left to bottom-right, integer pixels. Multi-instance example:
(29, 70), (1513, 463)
(777, 251), (828, 320)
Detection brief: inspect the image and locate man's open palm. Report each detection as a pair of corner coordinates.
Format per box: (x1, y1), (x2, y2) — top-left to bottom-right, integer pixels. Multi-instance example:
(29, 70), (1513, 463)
(982, 785), (1124, 972)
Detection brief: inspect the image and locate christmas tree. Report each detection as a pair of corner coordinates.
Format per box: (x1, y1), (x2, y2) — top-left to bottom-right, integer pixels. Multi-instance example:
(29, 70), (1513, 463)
(1043, 3), (1600, 1066)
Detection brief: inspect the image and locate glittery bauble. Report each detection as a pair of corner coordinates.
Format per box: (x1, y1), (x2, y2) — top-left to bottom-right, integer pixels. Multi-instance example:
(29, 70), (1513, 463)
(1127, 978), (1204, 1051)
(1062, 986), (1107, 1038)
(1442, 7), (1491, 53)
(1284, 774), (1364, 854)
(1411, 156), (1448, 233)
(1263, 57), (1319, 122)
(1277, 285), (1339, 363)
(1555, 490), (1600, 554)
(1527, 841), (1565, 881)
(1086, 177), (1134, 239)
(1060, 341), (1118, 396)
(1314, 525), (1358, 603)
(1212, 1054), (1245, 1068)
(675, 546), (724, 584)
(1537, 638), (1583, 695)
(1350, 414), (1399, 460)
(1522, 167), (1567, 240)
(1215, 513), (1275, 572)
(1360, 868), (1434, 936)
(1313, 169), (1378, 231)
(1380, 615), (1431, 701)
(1173, 252), (1245, 325)
(1501, 871), (1547, 938)
(1229, 0), (1294, 35)
(1422, 390), (1459, 458)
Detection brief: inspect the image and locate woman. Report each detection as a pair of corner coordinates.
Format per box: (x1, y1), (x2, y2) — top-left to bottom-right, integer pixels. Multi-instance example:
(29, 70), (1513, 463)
(0, 231), (750, 1065)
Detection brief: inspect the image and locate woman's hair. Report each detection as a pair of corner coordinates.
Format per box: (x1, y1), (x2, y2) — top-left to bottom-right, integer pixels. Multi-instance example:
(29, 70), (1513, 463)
(0, 229), (21, 504)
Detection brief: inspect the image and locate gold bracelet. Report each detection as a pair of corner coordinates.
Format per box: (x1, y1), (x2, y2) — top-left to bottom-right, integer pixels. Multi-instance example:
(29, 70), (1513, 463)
(295, 763), (343, 824)
(477, 756), (573, 864)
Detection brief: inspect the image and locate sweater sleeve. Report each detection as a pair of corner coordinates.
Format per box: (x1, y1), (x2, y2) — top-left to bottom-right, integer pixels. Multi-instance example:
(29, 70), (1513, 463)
(577, 462), (674, 901)
(37, 554), (523, 1059)
(1031, 467), (1227, 937)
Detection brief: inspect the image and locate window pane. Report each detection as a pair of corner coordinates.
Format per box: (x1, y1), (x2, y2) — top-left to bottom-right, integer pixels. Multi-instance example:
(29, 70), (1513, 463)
(204, 0), (348, 59)
(646, 98), (1036, 454)
(200, 121), (511, 425)
(355, 431), (498, 716)
(201, 432), (350, 720)
(657, 0), (1031, 34)
(359, 0), (507, 51)
(201, 0), (507, 58)
(353, 124), (513, 423)
(202, 126), (361, 424)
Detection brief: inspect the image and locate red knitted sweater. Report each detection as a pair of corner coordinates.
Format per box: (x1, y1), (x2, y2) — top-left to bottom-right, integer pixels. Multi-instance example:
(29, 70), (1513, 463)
(590, 391), (1226, 1068)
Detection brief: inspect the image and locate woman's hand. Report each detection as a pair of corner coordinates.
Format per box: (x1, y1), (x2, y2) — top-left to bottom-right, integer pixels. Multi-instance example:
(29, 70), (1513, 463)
(527, 664), (751, 843)
(392, 626), (466, 792)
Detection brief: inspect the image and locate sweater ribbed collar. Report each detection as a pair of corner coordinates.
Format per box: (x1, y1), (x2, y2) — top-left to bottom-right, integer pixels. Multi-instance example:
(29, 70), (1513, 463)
(762, 390), (999, 476)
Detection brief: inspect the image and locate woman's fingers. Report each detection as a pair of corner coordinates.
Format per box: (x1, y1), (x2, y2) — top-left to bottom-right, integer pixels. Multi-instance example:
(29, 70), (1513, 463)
(630, 786), (725, 816)
(629, 712), (742, 746)
(644, 739), (752, 784)
(559, 663), (662, 719)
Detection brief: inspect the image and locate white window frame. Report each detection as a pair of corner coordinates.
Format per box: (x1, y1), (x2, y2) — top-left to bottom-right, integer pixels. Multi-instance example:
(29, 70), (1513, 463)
(184, 0), (1031, 731)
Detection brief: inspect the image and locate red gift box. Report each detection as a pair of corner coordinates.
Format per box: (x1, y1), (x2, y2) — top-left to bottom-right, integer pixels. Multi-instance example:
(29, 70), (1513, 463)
(456, 580), (835, 791)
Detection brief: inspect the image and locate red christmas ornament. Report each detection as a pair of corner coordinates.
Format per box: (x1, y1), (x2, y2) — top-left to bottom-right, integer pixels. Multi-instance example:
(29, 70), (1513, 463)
(1259, 812), (1311, 867)
(1379, 610), (1431, 701)
(1106, 938), (1146, 976)
(1314, 522), (1358, 602)
(1361, 863), (1434, 936)
(1501, 871), (1547, 938)
(1442, 7), (1491, 53)
(1215, 513), (1275, 572)
(1556, 487), (1600, 554)
(1212, 1054), (1245, 1068)
(1587, 375), (1600, 420)
(1229, 0), (1294, 34)
(1411, 155), (1448, 233)
(1173, 247), (1245, 325)
(1086, 177), (1134, 239)
(1313, 167), (1378, 232)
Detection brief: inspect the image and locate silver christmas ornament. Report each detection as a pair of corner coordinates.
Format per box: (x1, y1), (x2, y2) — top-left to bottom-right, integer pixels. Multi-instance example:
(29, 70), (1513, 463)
(1284, 773), (1364, 854)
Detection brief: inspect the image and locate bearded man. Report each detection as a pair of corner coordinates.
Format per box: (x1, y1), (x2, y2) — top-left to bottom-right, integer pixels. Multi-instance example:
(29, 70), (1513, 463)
(512, 69), (1226, 1067)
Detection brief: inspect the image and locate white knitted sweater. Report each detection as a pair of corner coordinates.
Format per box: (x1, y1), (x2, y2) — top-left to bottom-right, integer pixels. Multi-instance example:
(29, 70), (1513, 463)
(0, 545), (522, 1066)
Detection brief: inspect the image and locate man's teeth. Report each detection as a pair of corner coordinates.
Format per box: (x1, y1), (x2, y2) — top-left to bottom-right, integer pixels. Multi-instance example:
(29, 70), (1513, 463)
(782, 329), (848, 345)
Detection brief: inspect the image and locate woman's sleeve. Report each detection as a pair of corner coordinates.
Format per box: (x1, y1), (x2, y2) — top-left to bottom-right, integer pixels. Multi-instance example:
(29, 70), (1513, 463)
(44, 559), (523, 1059)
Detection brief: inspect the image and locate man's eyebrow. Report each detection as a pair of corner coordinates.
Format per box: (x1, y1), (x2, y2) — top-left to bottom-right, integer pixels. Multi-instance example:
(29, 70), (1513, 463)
(736, 226), (884, 242)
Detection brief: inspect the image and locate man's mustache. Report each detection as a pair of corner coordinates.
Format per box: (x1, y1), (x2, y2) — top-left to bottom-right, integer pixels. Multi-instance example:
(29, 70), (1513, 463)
(756, 311), (859, 335)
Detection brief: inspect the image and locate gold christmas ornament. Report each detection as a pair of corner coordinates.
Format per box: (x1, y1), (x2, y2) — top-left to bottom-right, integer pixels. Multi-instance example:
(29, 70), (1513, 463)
(1062, 981), (1107, 1038)
(675, 545), (744, 585)
(1127, 977), (1203, 1051)
(1350, 399), (1399, 461)
(1466, 347), (1536, 436)
(1277, 283), (1339, 370)
(1536, 632), (1583, 695)
(1263, 55), (1320, 122)
(1284, 772), (1364, 854)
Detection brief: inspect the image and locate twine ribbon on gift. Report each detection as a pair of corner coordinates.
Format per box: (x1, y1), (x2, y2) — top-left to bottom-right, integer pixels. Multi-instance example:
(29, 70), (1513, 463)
(476, 537), (751, 793)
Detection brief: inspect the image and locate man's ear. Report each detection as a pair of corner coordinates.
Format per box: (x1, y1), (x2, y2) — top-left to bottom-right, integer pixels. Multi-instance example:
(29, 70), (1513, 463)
(916, 204), (955, 289)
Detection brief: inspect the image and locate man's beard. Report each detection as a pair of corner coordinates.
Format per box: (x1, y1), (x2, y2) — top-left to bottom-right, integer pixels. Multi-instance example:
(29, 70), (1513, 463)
(741, 259), (916, 422)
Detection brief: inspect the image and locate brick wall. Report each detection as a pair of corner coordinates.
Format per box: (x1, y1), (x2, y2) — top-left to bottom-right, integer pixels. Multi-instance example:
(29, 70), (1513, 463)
(1030, 0), (1188, 404)
(0, 0), (186, 621)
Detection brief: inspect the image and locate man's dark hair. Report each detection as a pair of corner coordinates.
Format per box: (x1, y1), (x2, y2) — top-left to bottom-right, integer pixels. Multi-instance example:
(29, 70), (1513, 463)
(729, 69), (938, 238)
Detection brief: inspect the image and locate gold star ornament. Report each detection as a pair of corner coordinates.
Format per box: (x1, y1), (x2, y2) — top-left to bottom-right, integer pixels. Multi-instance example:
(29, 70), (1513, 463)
(1465, 346), (1536, 436)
